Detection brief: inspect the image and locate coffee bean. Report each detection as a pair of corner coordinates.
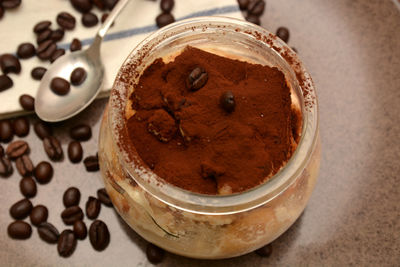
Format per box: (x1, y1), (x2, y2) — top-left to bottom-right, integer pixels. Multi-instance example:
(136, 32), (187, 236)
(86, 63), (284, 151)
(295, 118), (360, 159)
(17, 43), (36, 59)
(57, 12), (76, 30)
(92, 0), (106, 10)
(86, 196), (101, 220)
(16, 155), (34, 177)
(43, 136), (63, 160)
(71, 0), (92, 13)
(82, 12), (98, 27)
(38, 222), (59, 243)
(255, 244), (272, 257)
(276, 27), (290, 43)
(220, 91), (236, 113)
(70, 38), (82, 52)
(0, 144), (3, 157)
(70, 67), (87, 86)
(19, 95), (35, 111)
(33, 21), (52, 34)
(146, 243), (165, 264)
(0, 120), (14, 143)
(0, 54), (21, 74)
(0, 7), (3, 19)
(248, 0), (265, 16)
(0, 75), (13, 92)
(245, 14), (260, 25)
(37, 40), (57, 60)
(160, 0), (174, 12)
(58, 230), (77, 257)
(37, 29), (52, 44)
(50, 77), (70, 95)
(20, 177), (37, 198)
(50, 48), (65, 63)
(68, 141), (83, 163)
(73, 220), (87, 240)
(13, 117), (30, 137)
(70, 124), (92, 141)
(104, 0), (118, 10)
(30, 205), (48, 226)
(0, 156), (13, 177)
(8, 221), (32, 239)
(101, 13), (109, 23)
(63, 187), (81, 207)
(2, 0), (21, 9)
(34, 161), (53, 183)
(34, 121), (52, 140)
(97, 188), (112, 207)
(6, 140), (29, 159)
(186, 67), (208, 91)
(237, 0), (249, 10)
(50, 28), (65, 42)
(89, 220), (110, 251)
(83, 155), (99, 172)
(156, 13), (175, 28)
(61, 206), (84, 225)
(31, 67), (47, 80)
(10, 199), (33, 220)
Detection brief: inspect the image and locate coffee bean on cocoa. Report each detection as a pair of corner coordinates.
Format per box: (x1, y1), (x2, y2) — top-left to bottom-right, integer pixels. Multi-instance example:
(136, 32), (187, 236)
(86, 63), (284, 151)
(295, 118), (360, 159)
(68, 141), (83, 163)
(186, 67), (208, 91)
(19, 94), (35, 111)
(0, 54), (21, 74)
(31, 67), (47, 80)
(70, 38), (82, 52)
(30, 205), (48, 226)
(156, 13), (175, 28)
(71, 0), (92, 13)
(20, 177), (37, 198)
(34, 121), (52, 139)
(61, 206), (84, 225)
(220, 91), (236, 113)
(2, 0), (21, 9)
(50, 28), (65, 42)
(50, 48), (65, 63)
(0, 75), (13, 92)
(33, 21), (51, 34)
(70, 67), (87, 86)
(17, 43), (36, 59)
(276, 27), (290, 43)
(73, 220), (87, 240)
(37, 40), (57, 60)
(160, 0), (174, 12)
(10, 199), (33, 220)
(34, 161), (53, 184)
(83, 155), (99, 172)
(50, 77), (70, 95)
(63, 187), (81, 207)
(97, 188), (112, 207)
(6, 140), (29, 159)
(82, 12), (98, 27)
(16, 155), (34, 177)
(0, 156), (13, 177)
(57, 12), (76, 30)
(58, 230), (77, 257)
(43, 136), (63, 161)
(245, 14), (260, 25)
(37, 29), (52, 44)
(70, 124), (91, 141)
(89, 220), (110, 251)
(38, 222), (59, 243)
(238, 0), (249, 10)
(86, 196), (101, 220)
(13, 117), (30, 137)
(146, 243), (165, 264)
(8, 221), (32, 239)
(248, 0), (265, 16)
(255, 244), (272, 257)
(0, 120), (14, 143)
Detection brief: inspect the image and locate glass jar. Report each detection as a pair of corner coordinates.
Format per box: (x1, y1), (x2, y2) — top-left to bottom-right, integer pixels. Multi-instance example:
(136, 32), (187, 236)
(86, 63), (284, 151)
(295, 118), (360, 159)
(98, 16), (320, 259)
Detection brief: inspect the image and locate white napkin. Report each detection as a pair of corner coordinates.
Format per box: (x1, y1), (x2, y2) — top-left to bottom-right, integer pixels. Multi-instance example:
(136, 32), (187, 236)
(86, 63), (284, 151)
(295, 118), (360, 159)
(0, 0), (242, 118)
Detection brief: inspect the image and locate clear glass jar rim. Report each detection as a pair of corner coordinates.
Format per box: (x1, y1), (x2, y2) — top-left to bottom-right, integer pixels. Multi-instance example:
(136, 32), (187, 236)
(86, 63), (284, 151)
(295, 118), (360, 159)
(108, 16), (319, 215)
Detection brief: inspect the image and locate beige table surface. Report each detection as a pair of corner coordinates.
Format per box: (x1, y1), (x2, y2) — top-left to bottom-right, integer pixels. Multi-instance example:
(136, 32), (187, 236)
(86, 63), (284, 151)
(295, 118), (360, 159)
(1, 0), (399, 266)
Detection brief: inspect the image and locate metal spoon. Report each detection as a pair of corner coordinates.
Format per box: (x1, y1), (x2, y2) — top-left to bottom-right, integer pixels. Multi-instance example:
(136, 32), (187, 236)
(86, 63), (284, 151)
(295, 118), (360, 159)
(35, 0), (130, 122)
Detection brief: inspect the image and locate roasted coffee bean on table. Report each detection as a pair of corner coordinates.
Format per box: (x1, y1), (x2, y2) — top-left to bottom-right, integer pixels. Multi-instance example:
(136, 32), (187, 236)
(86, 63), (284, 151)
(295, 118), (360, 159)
(34, 161), (53, 183)
(57, 12), (76, 30)
(13, 117), (30, 137)
(97, 188), (112, 207)
(68, 141), (83, 163)
(70, 67), (87, 86)
(186, 67), (208, 91)
(38, 222), (60, 244)
(70, 0), (93, 13)
(70, 38), (82, 51)
(34, 121), (52, 140)
(156, 13), (175, 28)
(50, 28), (65, 42)
(276, 27), (290, 43)
(58, 230), (77, 257)
(220, 91), (236, 113)
(146, 243), (165, 264)
(70, 124), (92, 141)
(84, 155), (99, 172)
(63, 187), (81, 207)
(15, 154), (34, 176)
(30, 205), (49, 226)
(31, 67), (47, 80)
(9, 198), (33, 220)
(37, 29), (52, 44)
(17, 43), (36, 59)
(20, 177), (37, 198)
(0, 75), (13, 92)
(104, 0), (118, 10)
(92, 0), (106, 10)
(89, 220), (110, 251)
(0, 156), (13, 177)
(0, 54), (21, 74)
(247, 0), (265, 16)
(255, 244), (273, 257)
(86, 196), (101, 220)
(73, 220), (87, 240)
(6, 140), (29, 159)
(8, 221), (32, 240)
(0, 119), (14, 143)
(245, 14), (260, 25)
(2, 0), (22, 9)
(0, 7), (3, 19)
(19, 94), (35, 111)
(43, 136), (63, 161)
(101, 13), (109, 23)
(50, 48), (66, 63)
(33, 21), (52, 34)
(50, 77), (70, 95)
(160, 0), (174, 12)
(61, 205), (84, 225)
(82, 12), (99, 27)
(37, 40), (57, 60)
(237, 0), (249, 10)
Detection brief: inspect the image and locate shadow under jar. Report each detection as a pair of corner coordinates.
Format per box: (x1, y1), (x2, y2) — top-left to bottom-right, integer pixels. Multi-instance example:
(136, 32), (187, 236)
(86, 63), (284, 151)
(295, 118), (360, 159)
(98, 16), (321, 259)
